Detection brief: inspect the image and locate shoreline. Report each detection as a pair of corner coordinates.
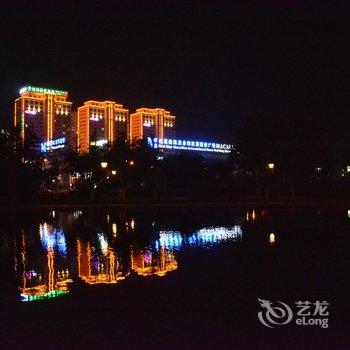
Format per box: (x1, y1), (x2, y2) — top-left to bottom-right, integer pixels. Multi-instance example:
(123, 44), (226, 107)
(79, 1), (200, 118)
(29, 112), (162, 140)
(1, 198), (350, 210)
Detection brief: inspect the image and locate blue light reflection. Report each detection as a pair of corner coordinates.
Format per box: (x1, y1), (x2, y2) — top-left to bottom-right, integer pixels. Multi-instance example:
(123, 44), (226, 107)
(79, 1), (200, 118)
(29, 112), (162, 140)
(155, 226), (242, 251)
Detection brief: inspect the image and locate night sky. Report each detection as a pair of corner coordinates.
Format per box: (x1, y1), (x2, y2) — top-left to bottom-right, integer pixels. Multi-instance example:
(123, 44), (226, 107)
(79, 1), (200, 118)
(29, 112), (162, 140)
(1, 1), (350, 142)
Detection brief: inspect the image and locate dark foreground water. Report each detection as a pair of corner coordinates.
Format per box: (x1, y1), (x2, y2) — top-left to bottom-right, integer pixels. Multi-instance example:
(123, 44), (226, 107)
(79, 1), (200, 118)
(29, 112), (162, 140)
(0, 208), (349, 349)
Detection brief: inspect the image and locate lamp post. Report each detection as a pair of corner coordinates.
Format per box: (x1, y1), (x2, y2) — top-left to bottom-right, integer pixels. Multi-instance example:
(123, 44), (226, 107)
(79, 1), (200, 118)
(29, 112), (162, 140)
(266, 162), (275, 199)
(96, 161), (109, 198)
(100, 161), (109, 180)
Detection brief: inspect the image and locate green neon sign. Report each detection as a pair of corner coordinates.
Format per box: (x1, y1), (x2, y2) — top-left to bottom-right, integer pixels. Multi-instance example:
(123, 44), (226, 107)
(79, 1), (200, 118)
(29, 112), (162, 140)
(20, 86), (67, 95)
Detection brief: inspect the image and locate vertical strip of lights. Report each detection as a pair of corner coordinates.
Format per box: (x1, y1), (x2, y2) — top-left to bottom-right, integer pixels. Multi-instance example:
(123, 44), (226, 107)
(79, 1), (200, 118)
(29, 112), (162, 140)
(77, 109), (80, 152)
(47, 94), (53, 142)
(159, 111), (164, 139)
(87, 242), (91, 279)
(21, 230), (26, 290)
(109, 103), (113, 142)
(47, 248), (54, 292)
(109, 247), (116, 282)
(86, 107), (90, 152)
(77, 239), (81, 278)
(139, 114), (143, 139)
(21, 98), (25, 142)
(14, 100), (17, 128)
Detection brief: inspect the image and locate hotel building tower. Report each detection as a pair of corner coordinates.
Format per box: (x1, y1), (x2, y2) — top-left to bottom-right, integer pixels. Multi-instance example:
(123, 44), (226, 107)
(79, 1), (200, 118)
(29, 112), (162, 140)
(130, 108), (175, 141)
(14, 86), (74, 147)
(77, 100), (129, 153)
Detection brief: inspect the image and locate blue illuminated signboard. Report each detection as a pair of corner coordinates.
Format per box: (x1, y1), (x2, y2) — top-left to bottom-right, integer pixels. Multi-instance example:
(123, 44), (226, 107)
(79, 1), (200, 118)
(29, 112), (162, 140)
(147, 137), (233, 154)
(40, 137), (66, 153)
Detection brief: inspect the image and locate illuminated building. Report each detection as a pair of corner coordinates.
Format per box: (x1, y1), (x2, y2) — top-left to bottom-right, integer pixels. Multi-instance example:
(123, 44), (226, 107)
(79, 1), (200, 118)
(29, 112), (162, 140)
(130, 108), (175, 141)
(14, 86), (74, 147)
(77, 100), (129, 153)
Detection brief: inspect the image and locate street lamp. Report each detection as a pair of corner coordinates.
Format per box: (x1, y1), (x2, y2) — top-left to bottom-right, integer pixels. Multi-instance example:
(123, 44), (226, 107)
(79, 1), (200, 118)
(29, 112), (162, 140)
(111, 170), (117, 175)
(267, 163), (275, 170)
(101, 161), (108, 169)
(129, 160), (135, 166)
(42, 158), (48, 171)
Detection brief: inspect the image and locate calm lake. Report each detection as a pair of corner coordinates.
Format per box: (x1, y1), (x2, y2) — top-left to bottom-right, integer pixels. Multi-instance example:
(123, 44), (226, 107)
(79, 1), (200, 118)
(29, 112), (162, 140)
(0, 208), (349, 348)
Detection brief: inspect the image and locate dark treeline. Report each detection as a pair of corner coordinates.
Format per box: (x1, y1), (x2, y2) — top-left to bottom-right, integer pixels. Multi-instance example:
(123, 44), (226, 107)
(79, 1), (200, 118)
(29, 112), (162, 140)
(0, 127), (42, 203)
(235, 112), (350, 198)
(1, 113), (350, 204)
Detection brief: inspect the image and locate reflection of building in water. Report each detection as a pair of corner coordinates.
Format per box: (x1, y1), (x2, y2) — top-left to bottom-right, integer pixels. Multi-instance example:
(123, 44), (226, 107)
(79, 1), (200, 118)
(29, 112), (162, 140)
(77, 234), (125, 284)
(67, 210), (83, 224)
(19, 223), (72, 302)
(155, 226), (242, 250)
(246, 209), (256, 221)
(246, 209), (269, 222)
(131, 246), (177, 277)
(17, 219), (242, 301)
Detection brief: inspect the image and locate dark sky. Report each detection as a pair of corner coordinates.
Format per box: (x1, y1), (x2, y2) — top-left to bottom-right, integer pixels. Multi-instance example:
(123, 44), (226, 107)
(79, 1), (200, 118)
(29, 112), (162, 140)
(1, 1), (350, 141)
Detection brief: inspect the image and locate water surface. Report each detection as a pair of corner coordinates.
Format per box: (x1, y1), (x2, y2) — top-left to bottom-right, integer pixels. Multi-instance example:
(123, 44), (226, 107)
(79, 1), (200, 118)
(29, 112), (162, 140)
(0, 208), (349, 348)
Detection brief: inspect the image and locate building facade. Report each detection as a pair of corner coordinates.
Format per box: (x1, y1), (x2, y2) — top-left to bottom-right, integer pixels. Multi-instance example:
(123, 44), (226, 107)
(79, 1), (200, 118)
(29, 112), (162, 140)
(77, 100), (129, 153)
(14, 86), (74, 147)
(130, 108), (175, 141)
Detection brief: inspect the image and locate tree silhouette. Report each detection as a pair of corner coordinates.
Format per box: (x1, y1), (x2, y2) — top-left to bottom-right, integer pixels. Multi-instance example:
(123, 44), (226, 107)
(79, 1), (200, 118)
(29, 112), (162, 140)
(236, 113), (327, 197)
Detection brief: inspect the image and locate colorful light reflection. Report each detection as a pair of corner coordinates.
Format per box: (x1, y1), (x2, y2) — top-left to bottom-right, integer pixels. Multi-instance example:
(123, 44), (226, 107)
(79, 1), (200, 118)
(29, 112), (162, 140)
(21, 289), (68, 302)
(39, 223), (67, 257)
(155, 225), (242, 250)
